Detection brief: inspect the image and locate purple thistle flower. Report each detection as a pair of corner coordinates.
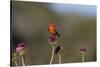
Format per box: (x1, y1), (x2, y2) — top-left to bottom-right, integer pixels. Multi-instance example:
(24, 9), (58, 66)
(16, 42), (26, 53)
(16, 47), (24, 52)
(48, 34), (57, 45)
(80, 48), (87, 53)
(18, 42), (26, 48)
(15, 42), (26, 65)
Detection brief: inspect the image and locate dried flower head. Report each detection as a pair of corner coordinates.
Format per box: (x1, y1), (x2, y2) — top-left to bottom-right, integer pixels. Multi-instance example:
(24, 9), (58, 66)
(55, 46), (63, 55)
(12, 52), (18, 61)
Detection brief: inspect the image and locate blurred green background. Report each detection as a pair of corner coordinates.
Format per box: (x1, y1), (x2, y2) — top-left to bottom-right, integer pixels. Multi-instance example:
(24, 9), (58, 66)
(11, 1), (96, 66)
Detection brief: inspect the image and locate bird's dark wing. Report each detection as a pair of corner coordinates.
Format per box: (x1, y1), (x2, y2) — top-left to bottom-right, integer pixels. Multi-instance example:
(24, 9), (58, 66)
(55, 30), (60, 37)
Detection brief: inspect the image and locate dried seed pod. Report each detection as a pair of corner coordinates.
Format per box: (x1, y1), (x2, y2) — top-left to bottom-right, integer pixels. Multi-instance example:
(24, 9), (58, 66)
(12, 53), (17, 61)
(12, 52), (19, 66)
(55, 46), (63, 55)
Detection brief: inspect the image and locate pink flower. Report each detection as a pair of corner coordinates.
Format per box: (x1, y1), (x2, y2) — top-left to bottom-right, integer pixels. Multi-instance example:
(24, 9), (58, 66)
(16, 47), (24, 52)
(16, 42), (26, 53)
(18, 42), (26, 48)
(80, 48), (87, 53)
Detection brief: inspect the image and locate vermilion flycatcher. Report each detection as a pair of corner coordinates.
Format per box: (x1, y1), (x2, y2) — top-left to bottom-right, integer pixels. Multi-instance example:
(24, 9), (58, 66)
(48, 17), (60, 37)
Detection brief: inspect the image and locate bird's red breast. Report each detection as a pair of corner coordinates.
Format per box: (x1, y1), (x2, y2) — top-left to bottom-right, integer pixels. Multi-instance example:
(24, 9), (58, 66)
(48, 23), (55, 34)
(48, 16), (56, 34)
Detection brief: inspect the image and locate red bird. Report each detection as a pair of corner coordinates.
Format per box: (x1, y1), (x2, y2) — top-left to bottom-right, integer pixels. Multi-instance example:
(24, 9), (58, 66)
(48, 17), (60, 37)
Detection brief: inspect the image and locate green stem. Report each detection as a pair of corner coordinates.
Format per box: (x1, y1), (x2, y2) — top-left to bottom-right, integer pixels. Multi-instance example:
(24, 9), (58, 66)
(50, 45), (55, 64)
(82, 53), (84, 62)
(22, 55), (25, 66)
(14, 61), (18, 66)
(58, 53), (61, 64)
